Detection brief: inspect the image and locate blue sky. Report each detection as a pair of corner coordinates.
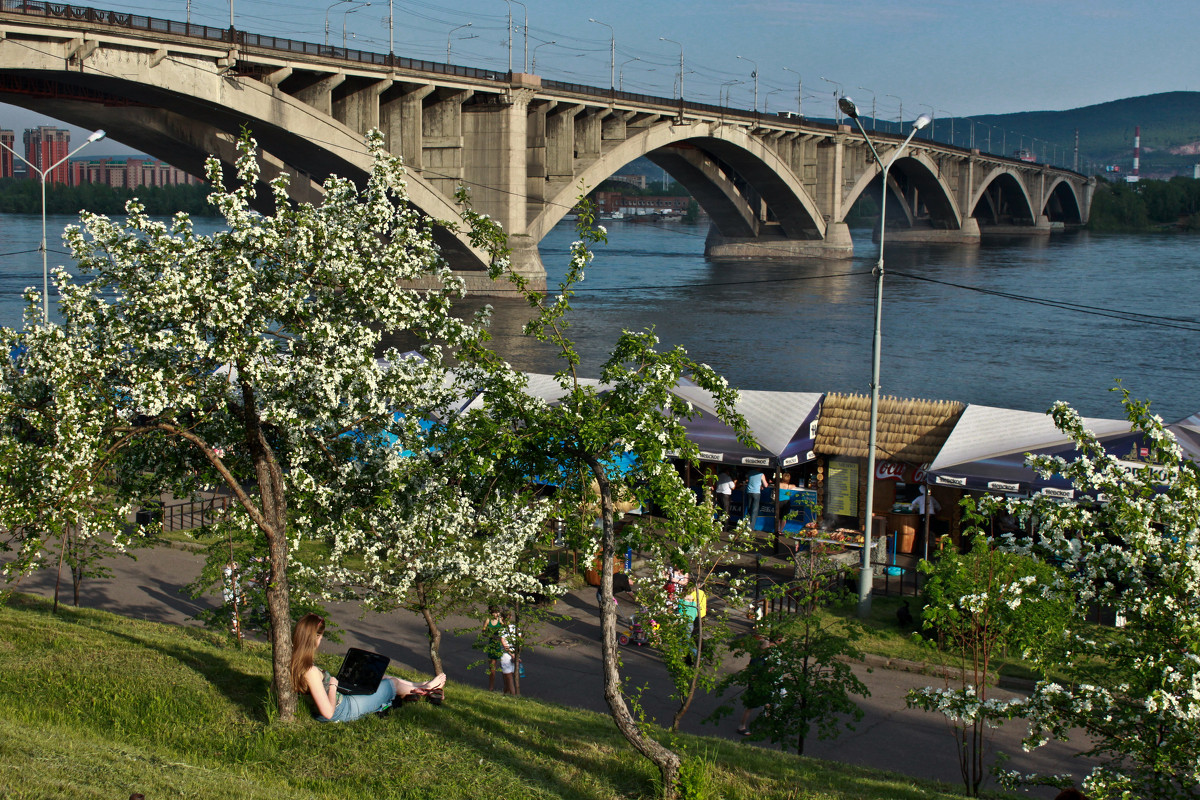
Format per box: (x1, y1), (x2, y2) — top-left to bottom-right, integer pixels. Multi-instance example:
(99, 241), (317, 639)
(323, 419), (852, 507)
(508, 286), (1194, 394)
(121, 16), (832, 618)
(2, 0), (1197, 155)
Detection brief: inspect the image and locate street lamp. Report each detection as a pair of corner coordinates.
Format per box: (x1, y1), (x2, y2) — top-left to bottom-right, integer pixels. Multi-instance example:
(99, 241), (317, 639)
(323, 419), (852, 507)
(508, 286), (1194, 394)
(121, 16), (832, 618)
(782, 66), (802, 117)
(324, 0), (352, 46)
(618, 56), (640, 91)
(838, 95), (930, 618)
(659, 37), (683, 102)
(508, 0), (527, 72)
(720, 79), (744, 107)
(886, 93), (902, 134)
(737, 55), (758, 112)
(0, 128), (106, 324)
(857, 85), (876, 130)
(588, 18), (615, 92)
(531, 38), (555, 73)
(343, 1), (369, 50)
(446, 22), (474, 62)
(820, 76), (843, 122)
(764, 88), (784, 113)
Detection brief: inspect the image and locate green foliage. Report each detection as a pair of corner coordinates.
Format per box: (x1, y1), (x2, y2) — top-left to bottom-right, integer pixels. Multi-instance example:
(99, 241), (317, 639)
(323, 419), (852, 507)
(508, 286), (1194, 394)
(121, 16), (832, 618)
(0, 176), (216, 216)
(713, 553), (869, 756)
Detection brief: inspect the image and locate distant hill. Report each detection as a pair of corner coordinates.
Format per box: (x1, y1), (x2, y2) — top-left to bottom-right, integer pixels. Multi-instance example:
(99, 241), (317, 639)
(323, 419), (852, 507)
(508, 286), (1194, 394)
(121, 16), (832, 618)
(942, 92), (1200, 177)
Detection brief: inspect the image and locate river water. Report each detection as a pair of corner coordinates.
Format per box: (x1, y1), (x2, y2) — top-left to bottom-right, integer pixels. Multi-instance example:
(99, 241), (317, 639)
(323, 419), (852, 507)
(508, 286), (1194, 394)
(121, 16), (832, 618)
(2, 212), (1198, 421)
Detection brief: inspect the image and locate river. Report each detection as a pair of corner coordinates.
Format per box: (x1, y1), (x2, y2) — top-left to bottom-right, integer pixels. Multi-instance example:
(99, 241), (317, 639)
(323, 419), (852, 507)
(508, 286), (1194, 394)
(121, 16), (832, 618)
(2, 211), (1198, 421)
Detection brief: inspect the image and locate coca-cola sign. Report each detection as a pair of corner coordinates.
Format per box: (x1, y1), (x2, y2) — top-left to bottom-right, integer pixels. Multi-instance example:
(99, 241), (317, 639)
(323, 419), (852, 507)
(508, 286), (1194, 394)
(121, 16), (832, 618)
(874, 461), (928, 484)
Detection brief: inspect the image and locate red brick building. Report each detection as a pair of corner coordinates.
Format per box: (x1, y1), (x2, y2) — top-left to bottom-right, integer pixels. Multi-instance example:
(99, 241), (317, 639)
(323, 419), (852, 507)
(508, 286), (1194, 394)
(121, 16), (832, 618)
(69, 157), (200, 188)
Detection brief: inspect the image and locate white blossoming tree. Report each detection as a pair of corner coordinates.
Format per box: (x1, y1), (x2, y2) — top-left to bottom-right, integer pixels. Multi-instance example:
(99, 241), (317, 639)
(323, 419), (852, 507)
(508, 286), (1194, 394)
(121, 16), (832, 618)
(986, 394), (1200, 799)
(0, 130), (529, 721)
(460, 204), (751, 799)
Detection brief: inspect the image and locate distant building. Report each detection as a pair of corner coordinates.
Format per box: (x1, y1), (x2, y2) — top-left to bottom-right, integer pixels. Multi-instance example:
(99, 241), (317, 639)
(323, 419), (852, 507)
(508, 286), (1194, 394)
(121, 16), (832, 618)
(69, 156), (200, 188)
(593, 190), (690, 216)
(0, 129), (14, 178)
(23, 125), (71, 183)
(607, 173), (648, 190)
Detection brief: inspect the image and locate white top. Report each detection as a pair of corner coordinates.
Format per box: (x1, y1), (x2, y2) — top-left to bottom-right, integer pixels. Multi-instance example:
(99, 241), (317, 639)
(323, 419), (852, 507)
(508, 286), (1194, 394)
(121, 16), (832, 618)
(716, 472), (735, 495)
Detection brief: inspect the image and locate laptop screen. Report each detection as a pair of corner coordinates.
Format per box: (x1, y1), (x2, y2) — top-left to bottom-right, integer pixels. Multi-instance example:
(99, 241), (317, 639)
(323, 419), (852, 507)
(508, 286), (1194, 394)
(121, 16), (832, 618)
(334, 647), (390, 695)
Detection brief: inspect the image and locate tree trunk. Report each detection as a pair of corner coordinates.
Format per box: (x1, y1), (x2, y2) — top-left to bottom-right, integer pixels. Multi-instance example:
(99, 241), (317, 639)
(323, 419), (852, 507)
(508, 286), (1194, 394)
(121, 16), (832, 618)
(243, 383), (296, 722)
(418, 586), (444, 675)
(593, 461), (681, 799)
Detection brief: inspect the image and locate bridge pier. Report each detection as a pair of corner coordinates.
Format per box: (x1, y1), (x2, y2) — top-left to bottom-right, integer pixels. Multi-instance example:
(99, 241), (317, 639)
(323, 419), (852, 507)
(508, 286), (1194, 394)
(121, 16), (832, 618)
(881, 217), (982, 244)
(451, 234), (546, 297)
(703, 223), (855, 260)
(978, 215), (1055, 237)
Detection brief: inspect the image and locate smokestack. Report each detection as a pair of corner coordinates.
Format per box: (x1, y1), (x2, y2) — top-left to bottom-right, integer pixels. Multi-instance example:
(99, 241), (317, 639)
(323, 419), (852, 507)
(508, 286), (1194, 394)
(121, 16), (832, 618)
(1133, 125), (1141, 178)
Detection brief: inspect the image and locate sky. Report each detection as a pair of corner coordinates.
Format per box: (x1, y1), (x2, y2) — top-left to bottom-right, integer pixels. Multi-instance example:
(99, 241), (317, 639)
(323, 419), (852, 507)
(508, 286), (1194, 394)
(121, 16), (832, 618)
(2, 0), (1198, 155)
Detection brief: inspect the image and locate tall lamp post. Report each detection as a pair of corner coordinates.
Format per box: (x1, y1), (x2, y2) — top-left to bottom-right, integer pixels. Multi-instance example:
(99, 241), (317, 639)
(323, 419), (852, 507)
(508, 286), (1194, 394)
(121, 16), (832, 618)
(531, 38), (555, 73)
(737, 55), (758, 112)
(659, 36), (683, 102)
(886, 93), (902, 134)
(342, 1), (369, 50)
(446, 22), (474, 62)
(820, 76), (843, 122)
(857, 86), (877, 130)
(0, 128), (106, 324)
(838, 95), (930, 618)
(588, 18), (615, 92)
(782, 66), (802, 117)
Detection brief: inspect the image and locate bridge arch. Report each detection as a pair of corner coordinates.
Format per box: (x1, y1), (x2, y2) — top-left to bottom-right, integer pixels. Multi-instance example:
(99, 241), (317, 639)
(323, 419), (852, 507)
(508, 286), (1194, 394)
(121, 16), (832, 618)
(1042, 176), (1084, 224)
(969, 166), (1037, 225)
(842, 150), (964, 231)
(0, 42), (490, 269)
(528, 121), (826, 243)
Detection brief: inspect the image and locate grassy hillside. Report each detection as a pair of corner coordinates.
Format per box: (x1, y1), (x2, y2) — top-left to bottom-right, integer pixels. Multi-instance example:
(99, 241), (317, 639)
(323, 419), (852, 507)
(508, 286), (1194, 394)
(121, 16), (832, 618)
(0, 593), (1009, 800)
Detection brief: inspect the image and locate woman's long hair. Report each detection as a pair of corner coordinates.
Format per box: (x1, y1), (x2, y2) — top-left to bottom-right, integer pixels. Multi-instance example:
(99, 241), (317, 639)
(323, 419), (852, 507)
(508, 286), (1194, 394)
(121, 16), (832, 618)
(291, 614), (325, 693)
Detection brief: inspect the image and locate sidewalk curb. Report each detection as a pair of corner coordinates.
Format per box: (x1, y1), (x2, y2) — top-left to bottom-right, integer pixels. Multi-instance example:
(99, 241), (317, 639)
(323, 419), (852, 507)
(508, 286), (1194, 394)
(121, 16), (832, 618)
(855, 653), (1039, 692)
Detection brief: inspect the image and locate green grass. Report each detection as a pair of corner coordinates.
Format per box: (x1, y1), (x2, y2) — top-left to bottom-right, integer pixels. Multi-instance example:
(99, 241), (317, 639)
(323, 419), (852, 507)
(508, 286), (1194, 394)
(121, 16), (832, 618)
(0, 593), (1023, 800)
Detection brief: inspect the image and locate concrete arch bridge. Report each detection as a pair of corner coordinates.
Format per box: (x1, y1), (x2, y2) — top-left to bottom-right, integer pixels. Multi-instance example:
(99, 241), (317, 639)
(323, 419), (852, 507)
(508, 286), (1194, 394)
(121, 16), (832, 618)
(0, 2), (1094, 294)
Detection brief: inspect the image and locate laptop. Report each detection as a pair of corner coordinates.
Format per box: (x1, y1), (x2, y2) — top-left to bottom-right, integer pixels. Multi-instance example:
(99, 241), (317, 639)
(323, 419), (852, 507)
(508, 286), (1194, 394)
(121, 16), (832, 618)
(334, 647), (390, 695)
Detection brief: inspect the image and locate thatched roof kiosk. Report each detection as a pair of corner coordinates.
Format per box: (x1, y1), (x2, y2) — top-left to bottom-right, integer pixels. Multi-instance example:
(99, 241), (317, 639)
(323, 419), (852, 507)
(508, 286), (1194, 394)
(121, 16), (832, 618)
(813, 393), (965, 532)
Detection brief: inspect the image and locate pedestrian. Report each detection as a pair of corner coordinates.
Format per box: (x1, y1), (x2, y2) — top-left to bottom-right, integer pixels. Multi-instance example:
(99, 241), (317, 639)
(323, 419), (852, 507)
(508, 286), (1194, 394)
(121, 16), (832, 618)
(499, 610), (521, 696)
(478, 605), (505, 691)
(743, 468), (769, 529)
(715, 468), (735, 523)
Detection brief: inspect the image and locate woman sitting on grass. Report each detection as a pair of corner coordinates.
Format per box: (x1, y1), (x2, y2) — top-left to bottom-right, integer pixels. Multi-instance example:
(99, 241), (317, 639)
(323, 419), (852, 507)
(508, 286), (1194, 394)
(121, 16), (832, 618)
(291, 613), (446, 722)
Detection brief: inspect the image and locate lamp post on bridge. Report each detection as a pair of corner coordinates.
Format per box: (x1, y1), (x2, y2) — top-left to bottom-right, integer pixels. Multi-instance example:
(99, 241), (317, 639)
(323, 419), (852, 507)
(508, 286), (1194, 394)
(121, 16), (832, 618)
(343, 2), (369, 50)
(857, 86), (876, 130)
(737, 55), (758, 113)
(531, 39), (556, 73)
(659, 36), (684, 107)
(447, 22), (474, 63)
(588, 18), (615, 92)
(720, 79), (744, 107)
(0, 129), (106, 325)
(505, 0), (527, 72)
(783, 66), (802, 117)
(619, 56), (639, 91)
(764, 88), (784, 114)
(838, 95), (930, 619)
(886, 94), (902, 134)
(820, 76), (843, 123)
(325, 0), (353, 46)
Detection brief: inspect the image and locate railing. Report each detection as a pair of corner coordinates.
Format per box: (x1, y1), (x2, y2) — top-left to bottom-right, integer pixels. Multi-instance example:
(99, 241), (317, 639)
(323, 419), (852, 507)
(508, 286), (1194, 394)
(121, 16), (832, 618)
(160, 494), (232, 533)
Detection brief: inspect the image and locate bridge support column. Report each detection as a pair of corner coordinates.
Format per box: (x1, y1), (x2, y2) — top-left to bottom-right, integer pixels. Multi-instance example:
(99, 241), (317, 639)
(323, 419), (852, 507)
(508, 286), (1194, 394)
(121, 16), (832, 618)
(703, 222), (854, 259)
(453, 234), (545, 296)
(978, 215), (1053, 237)
(884, 217), (982, 244)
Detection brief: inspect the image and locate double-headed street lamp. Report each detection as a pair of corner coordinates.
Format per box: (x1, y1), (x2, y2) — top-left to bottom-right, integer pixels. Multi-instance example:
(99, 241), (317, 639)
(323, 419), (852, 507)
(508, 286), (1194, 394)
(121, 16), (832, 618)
(0, 129), (107, 324)
(837, 95), (930, 618)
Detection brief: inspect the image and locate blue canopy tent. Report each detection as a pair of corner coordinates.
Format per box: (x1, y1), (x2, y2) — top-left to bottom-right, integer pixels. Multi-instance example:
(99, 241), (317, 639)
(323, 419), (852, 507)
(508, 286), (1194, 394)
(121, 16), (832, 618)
(667, 382), (825, 531)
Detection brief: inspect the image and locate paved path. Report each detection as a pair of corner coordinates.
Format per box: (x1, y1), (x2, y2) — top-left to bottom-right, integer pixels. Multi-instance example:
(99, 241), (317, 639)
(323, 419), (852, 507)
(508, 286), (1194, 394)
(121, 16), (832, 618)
(13, 544), (1091, 797)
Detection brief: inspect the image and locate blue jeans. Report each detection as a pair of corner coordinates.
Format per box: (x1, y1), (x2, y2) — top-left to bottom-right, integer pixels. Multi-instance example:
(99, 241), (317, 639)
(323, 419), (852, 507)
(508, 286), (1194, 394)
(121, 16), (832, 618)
(321, 679), (396, 722)
(744, 492), (762, 529)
